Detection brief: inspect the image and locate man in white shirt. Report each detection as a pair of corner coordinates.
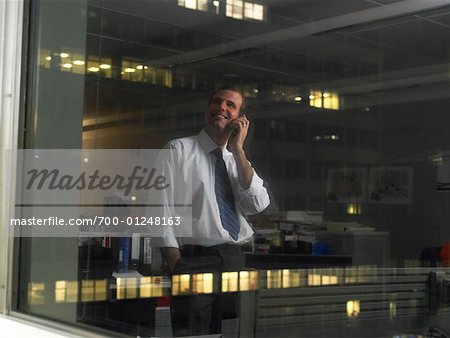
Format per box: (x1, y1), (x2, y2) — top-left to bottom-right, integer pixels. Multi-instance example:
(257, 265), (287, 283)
(159, 85), (270, 335)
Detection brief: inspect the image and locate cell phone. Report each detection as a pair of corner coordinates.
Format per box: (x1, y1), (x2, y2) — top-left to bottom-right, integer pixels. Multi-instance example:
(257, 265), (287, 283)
(231, 124), (238, 135)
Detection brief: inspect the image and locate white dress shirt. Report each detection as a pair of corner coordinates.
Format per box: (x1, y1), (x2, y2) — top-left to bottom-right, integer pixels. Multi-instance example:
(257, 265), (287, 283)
(159, 128), (270, 248)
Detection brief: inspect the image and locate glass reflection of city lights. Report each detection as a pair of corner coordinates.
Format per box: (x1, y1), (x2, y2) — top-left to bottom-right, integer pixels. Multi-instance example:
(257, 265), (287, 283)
(198, 273), (213, 294)
(389, 302), (397, 318)
(253, 88), (259, 93)
(88, 67), (100, 72)
(136, 65), (144, 70)
(322, 275), (338, 285)
(267, 270), (282, 289)
(430, 153), (443, 165)
(323, 92), (330, 98)
(81, 280), (95, 302)
(222, 271), (239, 292)
(308, 274), (321, 286)
(62, 63), (73, 69)
(144, 65), (149, 69)
(28, 282), (45, 305)
(185, 0), (196, 9)
(239, 271), (250, 291)
(45, 56), (52, 61)
(347, 203), (361, 215)
(309, 94), (315, 100)
(213, 0), (219, 6)
(60, 52), (70, 58)
(124, 68), (136, 73)
(180, 274), (190, 293)
(99, 64), (111, 69)
(73, 60), (85, 66)
(294, 96), (302, 102)
(140, 276), (163, 298)
(347, 204), (355, 214)
(282, 269), (291, 288)
(55, 281), (66, 303)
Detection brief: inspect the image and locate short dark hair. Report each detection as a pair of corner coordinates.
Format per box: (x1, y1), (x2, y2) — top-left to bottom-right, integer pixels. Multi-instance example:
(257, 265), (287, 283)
(208, 85), (245, 115)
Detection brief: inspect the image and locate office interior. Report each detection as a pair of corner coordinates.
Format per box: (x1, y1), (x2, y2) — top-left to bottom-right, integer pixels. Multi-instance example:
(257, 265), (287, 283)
(4, 0), (450, 337)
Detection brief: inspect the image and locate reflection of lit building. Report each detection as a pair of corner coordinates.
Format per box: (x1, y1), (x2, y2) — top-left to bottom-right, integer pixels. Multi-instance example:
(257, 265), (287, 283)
(177, 0), (265, 21)
(36, 44), (381, 211)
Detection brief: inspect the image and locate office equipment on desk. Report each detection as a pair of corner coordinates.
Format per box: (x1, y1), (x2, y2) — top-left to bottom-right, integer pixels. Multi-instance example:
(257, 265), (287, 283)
(317, 229), (390, 266)
(261, 211), (324, 254)
(280, 210), (324, 225)
(326, 221), (375, 232)
(254, 228), (278, 254)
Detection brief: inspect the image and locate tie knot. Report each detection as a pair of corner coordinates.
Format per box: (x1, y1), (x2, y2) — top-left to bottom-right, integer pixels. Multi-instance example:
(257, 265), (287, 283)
(212, 148), (223, 159)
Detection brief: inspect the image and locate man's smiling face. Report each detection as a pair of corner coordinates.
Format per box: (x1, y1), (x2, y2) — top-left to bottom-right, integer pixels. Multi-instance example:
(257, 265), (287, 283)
(204, 89), (242, 136)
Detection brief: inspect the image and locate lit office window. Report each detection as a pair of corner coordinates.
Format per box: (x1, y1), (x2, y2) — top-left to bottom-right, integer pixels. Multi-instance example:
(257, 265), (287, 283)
(267, 270), (282, 289)
(222, 271), (239, 292)
(226, 0), (264, 21)
(346, 300), (361, 318)
(27, 282), (46, 305)
(309, 90), (339, 110)
(323, 91), (339, 110)
(192, 273), (214, 294)
(55, 280), (80, 303)
(389, 302), (397, 319)
(172, 274), (191, 296)
(140, 276), (164, 298)
(244, 2), (264, 20)
(308, 273), (322, 286)
(121, 60), (173, 87)
(70, 54), (86, 75)
(321, 274), (338, 285)
(226, 0), (243, 19)
(81, 279), (107, 302)
(239, 271), (258, 291)
(116, 277), (138, 300)
(282, 269), (303, 288)
(347, 203), (362, 215)
(38, 48), (52, 69)
(87, 57), (112, 78)
(178, 0), (214, 12)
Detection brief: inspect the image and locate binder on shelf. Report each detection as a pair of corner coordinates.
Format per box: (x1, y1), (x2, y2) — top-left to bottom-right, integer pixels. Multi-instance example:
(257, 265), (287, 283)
(140, 237), (152, 275)
(130, 233), (141, 270)
(117, 237), (130, 272)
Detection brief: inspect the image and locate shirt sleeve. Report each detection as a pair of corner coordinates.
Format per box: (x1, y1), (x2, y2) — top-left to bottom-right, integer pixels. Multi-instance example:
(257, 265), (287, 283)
(236, 167), (270, 215)
(154, 142), (180, 249)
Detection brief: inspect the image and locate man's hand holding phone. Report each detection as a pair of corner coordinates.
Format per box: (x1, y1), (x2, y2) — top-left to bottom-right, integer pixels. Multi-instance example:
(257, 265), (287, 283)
(227, 114), (250, 155)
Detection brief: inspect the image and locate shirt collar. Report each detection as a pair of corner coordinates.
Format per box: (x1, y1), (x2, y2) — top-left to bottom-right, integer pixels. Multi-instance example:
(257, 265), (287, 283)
(198, 128), (232, 156)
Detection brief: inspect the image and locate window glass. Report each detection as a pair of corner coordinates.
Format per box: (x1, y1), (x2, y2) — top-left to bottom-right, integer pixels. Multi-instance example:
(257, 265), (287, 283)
(16, 0), (450, 336)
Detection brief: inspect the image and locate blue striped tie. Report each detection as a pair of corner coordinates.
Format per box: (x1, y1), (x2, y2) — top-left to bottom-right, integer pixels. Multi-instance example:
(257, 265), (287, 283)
(213, 148), (240, 240)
